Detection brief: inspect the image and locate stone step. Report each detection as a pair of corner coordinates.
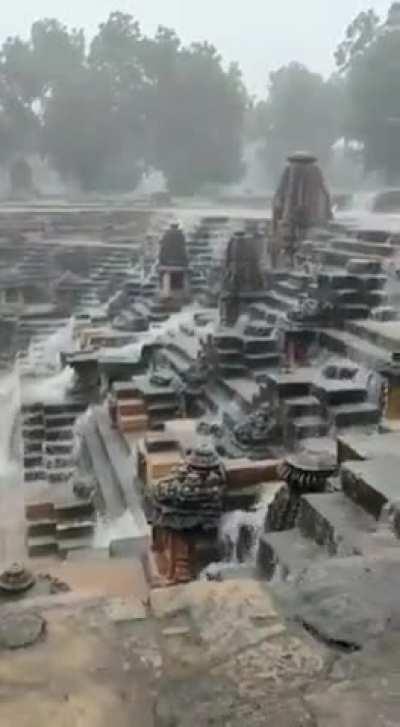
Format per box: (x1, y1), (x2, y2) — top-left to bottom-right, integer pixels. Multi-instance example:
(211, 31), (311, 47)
(24, 441), (43, 454)
(290, 415), (328, 440)
(27, 534), (58, 557)
(43, 402), (87, 415)
(24, 413), (44, 426)
(297, 492), (381, 556)
(24, 454), (43, 469)
(331, 402), (380, 428)
(146, 401), (180, 415)
(346, 320), (400, 354)
(263, 291), (297, 312)
(23, 426), (45, 440)
(243, 338), (278, 354)
(218, 363), (248, 378)
(312, 381), (367, 407)
(57, 535), (94, 556)
(258, 529), (327, 581)
(319, 328), (389, 369)
(217, 350), (243, 363)
(335, 289), (386, 308)
(45, 455), (74, 469)
(56, 521), (95, 539)
(45, 414), (77, 429)
(47, 467), (74, 484)
(117, 414), (149, 432)
(46, 427), (74, 442)
(342, 456), (400, 520)
(117, 399), (147, 416)
(273, 280), (303, 299)
(27, 519), (57, 537)
(313, 245), (370, 267)
(332, 238), (393, 258)
(24, 467), (46, 482)
(44, 442), (74, 456)
(244, 353), (280, 369)
(54, 501), (94, 520)
(283, 396), (321, 418)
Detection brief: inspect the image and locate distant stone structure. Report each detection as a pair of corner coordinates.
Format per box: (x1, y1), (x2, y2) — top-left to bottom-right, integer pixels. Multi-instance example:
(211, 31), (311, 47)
(158, 223), (189, 302)
(219, 230), (265, 326)
(272, 152), (332, 266)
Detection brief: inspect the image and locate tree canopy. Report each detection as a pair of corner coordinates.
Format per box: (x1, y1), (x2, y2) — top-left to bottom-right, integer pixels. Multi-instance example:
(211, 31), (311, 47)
(3, 6), (400, 192)
(0, 12), (247, 194)
(336, 3), (400, 184)
(252, 63), (342, 183)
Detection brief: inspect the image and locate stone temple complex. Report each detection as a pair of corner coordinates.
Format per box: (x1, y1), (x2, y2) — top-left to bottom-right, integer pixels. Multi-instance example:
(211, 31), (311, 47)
(2, 171), (400, 723)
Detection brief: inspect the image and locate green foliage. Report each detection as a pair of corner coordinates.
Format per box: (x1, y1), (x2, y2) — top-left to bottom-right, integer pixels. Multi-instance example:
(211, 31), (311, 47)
(335, 10), (380, 72)
(337, 4), (400, 183)
(256, 63), (342, 182)
(0, 12), (247, 193)
(144, 38), (247, 194)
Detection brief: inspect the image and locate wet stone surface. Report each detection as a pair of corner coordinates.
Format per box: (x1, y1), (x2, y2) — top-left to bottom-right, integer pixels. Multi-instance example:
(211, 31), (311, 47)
(0, 612), (45, 650)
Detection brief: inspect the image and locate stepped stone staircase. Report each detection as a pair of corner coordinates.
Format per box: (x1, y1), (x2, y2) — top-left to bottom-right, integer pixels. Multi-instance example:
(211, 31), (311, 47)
(264, 368), (380, 447)
(22, 400), (94, 557)
(22, 401), (87, 484)
(258, 454), (400, 582)
(214, 323), (280, 379)
(26, 494), (95, 558)
(111, 376), (181, 433)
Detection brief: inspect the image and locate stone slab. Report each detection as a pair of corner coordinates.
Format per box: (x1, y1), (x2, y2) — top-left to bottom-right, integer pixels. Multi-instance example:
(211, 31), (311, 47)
(258, 529), (328, 581)
(342, 455), (400, 518)
(104, 597), (147, 623)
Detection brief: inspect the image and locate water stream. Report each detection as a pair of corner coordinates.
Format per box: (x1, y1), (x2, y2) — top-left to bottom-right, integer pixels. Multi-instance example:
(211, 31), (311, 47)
(0, 366), (22, 487)
(201, 488), (279, 579)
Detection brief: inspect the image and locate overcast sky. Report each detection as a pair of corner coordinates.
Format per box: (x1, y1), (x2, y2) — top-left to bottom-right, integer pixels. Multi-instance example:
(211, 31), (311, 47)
(1, 0), (392, 95)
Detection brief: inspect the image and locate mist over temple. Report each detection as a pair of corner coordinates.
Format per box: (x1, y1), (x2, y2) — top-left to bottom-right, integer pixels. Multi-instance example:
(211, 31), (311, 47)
(0, 3), (400, 727)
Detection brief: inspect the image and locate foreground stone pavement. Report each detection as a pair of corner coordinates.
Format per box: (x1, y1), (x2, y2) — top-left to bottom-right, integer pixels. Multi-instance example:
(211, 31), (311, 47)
(0, 578), (399, 726)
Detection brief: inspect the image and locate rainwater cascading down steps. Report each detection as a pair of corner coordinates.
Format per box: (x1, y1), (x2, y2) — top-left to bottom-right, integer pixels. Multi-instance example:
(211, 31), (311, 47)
(22, 400), (97, 557)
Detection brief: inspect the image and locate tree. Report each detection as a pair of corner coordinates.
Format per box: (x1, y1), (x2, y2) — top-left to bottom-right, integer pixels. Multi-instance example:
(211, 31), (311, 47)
(337, 4), (400, 183)
(0, 19), (85, 166)
(335, 10), (380, 72)
(43, 13), (147, 191)
(259, 63), (341, 182)
(143, 35), (247, 194)
(0, 12), (248, 193)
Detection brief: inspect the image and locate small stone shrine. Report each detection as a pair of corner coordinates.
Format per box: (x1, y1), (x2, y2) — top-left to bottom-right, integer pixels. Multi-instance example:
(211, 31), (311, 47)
(158, 222), (189, 305)
(272, 151), (332, 266)
(220, 230), (265, 326)
(150, 445), (226, 585)
(0, 563), (36, 595)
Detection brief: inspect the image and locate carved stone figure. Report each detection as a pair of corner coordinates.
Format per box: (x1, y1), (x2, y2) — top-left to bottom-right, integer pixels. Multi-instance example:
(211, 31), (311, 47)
(234, 402), (275, 449)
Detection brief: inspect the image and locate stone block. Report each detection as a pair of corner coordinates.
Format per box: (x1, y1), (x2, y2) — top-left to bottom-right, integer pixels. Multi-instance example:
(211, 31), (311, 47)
(104, 597), (147, 623)
(117, 398), (146, 416)
(225, 459), (280, 489)
(25, 501), (54, 521)
(117, 413), (149, 432)
(342, 456), (400, 519)
(109, 536), (149, 558)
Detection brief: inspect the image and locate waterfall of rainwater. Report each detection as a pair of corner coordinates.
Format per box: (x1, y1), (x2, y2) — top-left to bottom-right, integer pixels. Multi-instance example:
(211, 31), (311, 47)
(201, 488), (279, 580)
(0, 365), (22, 487)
